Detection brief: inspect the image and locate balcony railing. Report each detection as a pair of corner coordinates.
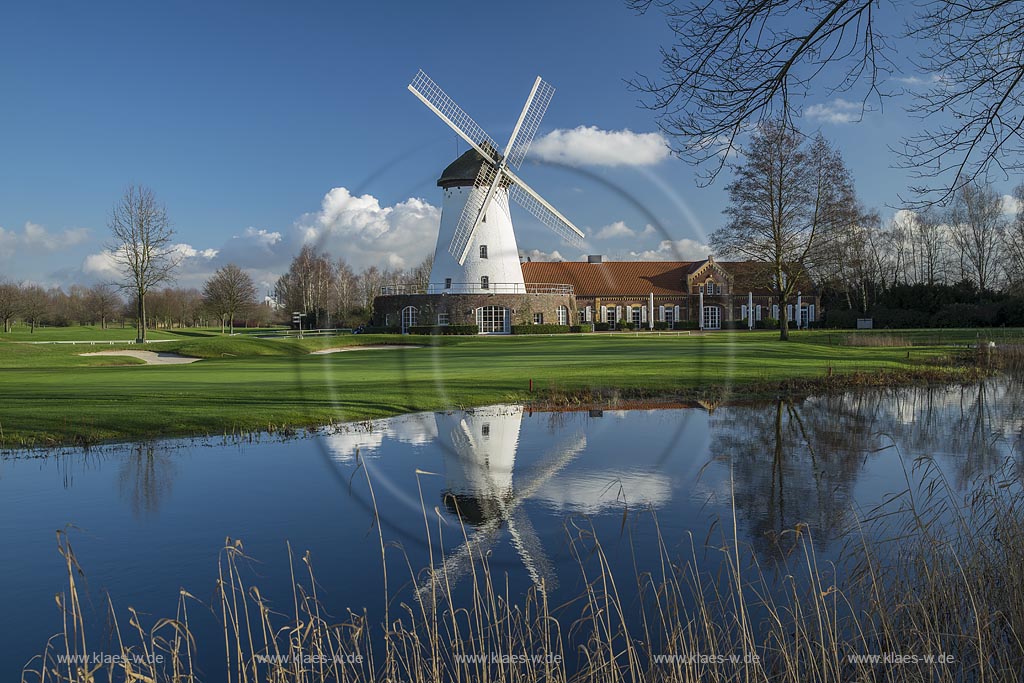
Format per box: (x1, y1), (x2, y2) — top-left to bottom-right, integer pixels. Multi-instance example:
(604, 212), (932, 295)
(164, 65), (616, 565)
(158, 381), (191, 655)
(379, 282), (574, 296)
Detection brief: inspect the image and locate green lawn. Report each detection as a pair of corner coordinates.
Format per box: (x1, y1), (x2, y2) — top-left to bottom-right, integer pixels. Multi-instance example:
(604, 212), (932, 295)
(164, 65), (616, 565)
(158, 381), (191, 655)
(0, 329), (1012, 448)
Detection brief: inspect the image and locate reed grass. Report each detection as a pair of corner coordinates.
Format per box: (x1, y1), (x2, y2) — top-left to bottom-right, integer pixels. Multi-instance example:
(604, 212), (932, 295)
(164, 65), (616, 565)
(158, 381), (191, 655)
(22, 455), (1024, 682)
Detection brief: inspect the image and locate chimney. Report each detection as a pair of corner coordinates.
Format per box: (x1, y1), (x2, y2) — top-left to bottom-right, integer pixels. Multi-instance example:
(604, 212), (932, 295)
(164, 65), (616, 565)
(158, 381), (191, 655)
(587, 254), (604, 264)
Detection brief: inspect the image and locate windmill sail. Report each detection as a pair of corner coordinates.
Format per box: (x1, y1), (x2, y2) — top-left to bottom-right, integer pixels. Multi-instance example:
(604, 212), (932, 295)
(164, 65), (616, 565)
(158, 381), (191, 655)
(409, 70), (584, 268)
(408, 70), (498, 163)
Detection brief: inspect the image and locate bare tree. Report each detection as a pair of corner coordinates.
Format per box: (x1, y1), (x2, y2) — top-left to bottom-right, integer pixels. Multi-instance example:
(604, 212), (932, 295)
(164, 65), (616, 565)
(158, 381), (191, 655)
(0, 281), (22, 333)
(629, 0), (1024, 202)
(947, 182), (1005, 292)
(86, 283), (121, 329)
(274, 246), (335, 328)
(712, 122), (859, 340)
(203, 264), (257, 334)
(19, 284), (49, 333)
(107, 185), (180, 342)
(1004, 185), (1024, 293)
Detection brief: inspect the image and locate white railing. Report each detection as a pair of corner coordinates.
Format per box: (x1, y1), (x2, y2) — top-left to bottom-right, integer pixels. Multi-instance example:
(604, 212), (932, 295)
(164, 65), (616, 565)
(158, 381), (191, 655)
(380, 283), (574, 296)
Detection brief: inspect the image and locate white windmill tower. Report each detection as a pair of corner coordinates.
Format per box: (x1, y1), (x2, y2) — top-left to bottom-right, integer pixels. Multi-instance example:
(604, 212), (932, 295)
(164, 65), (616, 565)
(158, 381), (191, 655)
(408, 70), (585, 295)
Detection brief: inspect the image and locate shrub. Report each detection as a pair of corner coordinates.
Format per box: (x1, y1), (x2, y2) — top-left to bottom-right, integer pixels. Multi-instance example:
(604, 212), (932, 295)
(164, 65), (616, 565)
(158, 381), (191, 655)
(594, 322), (611, 331)
(406, 325), (479, 335)
(653, 322), (670, 330)
(757, 317), (780, 330)
(620, 322), (635, 331)
(570, 324), (594, 333)
(931, 303), (997, 328)
(361, 326), (400, 334)
(511, 324), (571, 335)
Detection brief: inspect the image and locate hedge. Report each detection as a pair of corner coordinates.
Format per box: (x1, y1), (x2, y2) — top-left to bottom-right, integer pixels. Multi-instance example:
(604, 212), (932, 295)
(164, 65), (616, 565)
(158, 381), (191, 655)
(406, 325), (479, 335)
(511, 324), (571, 335)
(360, 326), (400, 334)
(571, 323), (594, 333)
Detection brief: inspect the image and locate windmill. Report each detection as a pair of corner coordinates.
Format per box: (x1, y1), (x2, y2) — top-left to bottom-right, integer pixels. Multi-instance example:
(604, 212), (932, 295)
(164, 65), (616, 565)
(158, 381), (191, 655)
(417, 405), (587, 602)
(409, 70), (585, 294)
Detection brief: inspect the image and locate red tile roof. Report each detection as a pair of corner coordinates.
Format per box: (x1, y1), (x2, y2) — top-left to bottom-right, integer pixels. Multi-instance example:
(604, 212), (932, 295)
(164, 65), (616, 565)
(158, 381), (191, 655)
(521, 260), (816, 296)
(521, 261), (692, 296)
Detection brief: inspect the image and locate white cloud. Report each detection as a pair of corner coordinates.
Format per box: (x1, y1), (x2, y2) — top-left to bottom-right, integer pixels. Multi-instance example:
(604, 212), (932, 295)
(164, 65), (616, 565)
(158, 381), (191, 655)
(531, 126), (670, 167)
(1002, 194), (1021, 215)
(520, 248), (566, 262)
(610, 238), (712, 262)
(593, 221), (636, 240)
(296, 187), (440, 270)
(640, 224), (658, 237)
(0, 221), (90, 260)
(805, 98), (862, 124)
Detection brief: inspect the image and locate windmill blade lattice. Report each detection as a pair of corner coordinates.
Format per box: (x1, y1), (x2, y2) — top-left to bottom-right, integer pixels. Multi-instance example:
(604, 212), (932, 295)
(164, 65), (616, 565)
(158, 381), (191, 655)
(408, 70), (498, 162)
(503, 77), (555, 169)
(509, 183), (585, 247)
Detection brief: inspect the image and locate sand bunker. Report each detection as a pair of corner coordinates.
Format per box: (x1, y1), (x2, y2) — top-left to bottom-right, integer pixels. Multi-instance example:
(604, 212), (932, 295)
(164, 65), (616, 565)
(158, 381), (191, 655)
(80, 350), (201, 365)
(311, 345), (423, 355)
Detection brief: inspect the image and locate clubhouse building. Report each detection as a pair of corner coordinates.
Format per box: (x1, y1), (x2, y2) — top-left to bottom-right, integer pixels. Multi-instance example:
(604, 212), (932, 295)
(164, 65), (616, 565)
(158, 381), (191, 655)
(373, 255), (820, 334)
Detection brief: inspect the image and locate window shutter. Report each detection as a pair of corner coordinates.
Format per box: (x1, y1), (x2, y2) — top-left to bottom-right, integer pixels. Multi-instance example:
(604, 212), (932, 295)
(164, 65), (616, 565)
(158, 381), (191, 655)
(641, 305), (647, 323)
(615, 306), (622, 323)
(626, 305), (633, 322)
(586, 305), (592, 322)
(787, 304), (793, 321)
(773, 304), (779, 319)
(674, 305), (680, 322)
(756, 305), (762, 321)
(658, 305), (665, 321)
(741, 304), (747, 320)
(600, 305), (607, 322)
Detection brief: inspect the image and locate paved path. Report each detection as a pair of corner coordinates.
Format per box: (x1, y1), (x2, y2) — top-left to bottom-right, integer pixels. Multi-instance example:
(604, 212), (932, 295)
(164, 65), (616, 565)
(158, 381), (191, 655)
(311, 345), (423, 355)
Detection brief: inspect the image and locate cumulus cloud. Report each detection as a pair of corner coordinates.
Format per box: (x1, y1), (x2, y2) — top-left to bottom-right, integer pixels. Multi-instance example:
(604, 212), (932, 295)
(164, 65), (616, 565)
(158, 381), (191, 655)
(593, 221), (636, 240)
(1002, 194), (1022, 215)
(82, 242), (218, 283)
(609, 238), (712, 262)
(531, 126), (670, 167)
(519, 248), (567, 262)
(0, 221), (89, 259)
(296, 187), (440, 270)
(805, 98), (862, 124)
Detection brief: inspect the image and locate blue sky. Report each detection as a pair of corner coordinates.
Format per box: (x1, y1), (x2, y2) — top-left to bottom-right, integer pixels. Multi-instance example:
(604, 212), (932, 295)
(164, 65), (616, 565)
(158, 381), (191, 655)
(0, 1), (1012, 292)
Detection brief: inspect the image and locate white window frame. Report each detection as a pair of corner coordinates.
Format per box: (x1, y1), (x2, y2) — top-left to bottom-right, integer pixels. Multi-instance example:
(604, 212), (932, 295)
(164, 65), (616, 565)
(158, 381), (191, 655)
(401, 306), (418, 334)
(533, 312), (544, 325)
(480, 275), (489, 290)
(437, 313), (449, 326)
(557, 306), (568, 326)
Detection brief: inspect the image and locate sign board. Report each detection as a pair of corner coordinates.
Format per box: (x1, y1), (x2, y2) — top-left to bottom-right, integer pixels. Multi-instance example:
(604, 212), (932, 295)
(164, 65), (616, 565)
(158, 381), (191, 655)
(856, 318), (873, 329)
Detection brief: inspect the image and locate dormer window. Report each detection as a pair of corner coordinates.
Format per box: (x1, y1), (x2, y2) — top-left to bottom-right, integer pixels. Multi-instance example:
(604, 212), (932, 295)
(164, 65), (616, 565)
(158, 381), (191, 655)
(480, 245), (488, 259)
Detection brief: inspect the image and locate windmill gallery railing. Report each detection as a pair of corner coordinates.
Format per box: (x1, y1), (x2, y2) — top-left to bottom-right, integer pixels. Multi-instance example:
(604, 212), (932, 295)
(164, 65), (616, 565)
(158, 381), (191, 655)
(380, 282), (574, 296)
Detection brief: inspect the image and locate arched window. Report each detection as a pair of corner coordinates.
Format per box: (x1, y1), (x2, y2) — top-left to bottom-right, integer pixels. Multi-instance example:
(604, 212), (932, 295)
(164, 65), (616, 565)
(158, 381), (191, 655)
(401, 306), (418, 334)
(479, 245), (488, 259)
(480, 275), (489, 290)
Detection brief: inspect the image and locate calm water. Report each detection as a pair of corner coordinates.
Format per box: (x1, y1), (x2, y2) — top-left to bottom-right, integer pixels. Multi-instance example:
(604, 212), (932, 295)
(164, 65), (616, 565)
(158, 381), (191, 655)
(3, 380), (1022, 678)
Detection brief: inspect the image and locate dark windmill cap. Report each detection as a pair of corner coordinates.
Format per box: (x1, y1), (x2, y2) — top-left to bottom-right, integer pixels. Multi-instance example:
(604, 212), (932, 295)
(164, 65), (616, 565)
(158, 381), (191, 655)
(437, 142), (506, 189)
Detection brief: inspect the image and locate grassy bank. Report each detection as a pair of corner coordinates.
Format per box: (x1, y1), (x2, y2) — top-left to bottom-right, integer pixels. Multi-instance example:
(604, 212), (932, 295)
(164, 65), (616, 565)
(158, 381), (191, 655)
(0, 328), (1014, 448)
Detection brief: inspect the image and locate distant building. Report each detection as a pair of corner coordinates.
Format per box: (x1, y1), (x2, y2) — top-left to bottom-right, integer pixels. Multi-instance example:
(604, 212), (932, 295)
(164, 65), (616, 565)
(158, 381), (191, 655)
(373, 254), (819, 332)
(521, 255), (820, 329)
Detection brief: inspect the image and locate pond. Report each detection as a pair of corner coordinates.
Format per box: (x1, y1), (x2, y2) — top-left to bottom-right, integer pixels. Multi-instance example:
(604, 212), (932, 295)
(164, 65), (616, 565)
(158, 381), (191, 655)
(2, 379), (1022, 679)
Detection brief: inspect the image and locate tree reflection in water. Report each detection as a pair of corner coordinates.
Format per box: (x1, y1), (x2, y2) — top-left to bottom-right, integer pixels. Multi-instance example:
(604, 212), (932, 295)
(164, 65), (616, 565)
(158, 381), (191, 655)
(710, 379), (1024, 560)
(117, 443), (177, 518)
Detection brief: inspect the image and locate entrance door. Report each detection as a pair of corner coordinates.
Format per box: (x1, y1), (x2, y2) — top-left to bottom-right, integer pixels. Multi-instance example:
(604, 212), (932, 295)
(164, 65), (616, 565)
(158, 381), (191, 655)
(476, 306), (510, 334)
(703, 306), (720, 330)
